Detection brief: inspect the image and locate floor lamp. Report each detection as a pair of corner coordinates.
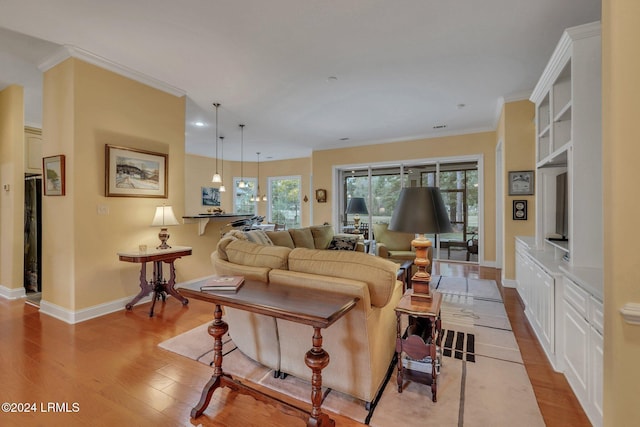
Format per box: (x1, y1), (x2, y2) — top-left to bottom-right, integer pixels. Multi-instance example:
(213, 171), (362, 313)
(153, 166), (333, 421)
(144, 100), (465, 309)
(389, 187), (452, 303)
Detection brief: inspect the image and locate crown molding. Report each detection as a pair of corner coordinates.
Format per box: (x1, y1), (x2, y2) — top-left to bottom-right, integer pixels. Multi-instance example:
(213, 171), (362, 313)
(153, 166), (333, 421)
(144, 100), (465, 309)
(38, 45), (185, 98)
(530, 21), (601, 103)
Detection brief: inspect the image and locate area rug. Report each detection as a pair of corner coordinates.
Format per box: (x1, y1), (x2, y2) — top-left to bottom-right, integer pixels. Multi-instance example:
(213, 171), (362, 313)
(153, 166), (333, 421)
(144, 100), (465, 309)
(159, 277), (544, 426)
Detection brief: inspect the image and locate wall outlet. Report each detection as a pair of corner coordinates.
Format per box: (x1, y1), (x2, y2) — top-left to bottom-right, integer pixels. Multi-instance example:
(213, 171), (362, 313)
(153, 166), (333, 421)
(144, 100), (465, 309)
(97, 204), (109, 215)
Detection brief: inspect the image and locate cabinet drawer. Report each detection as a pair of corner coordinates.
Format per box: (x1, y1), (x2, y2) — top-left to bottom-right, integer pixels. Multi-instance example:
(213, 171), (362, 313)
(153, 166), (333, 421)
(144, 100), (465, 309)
(564, 278), (589, 318)
(589, 297), (604, 335)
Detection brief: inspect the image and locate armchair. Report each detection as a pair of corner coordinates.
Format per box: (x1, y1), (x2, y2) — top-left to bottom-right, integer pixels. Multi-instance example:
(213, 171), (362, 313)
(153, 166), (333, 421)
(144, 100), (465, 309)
(372, 223), (433, 274)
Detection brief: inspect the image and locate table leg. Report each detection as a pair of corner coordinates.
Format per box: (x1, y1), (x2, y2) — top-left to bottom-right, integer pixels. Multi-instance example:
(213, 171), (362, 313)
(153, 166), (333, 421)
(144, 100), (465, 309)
(125, 262), (152, 310)
(191, 304), (229, 418)
(430, 339), (438, 402)
(396, 312), (404, 393)
(164, 259), (189, 306)
(304, 327), (334, 427)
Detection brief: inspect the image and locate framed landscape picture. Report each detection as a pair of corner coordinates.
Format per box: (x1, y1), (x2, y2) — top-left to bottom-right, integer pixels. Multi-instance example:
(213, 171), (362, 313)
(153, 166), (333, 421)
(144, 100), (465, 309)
(508, 170), (534, 196)
(105, 145), (168, 198)
(43, 155), (65, 196)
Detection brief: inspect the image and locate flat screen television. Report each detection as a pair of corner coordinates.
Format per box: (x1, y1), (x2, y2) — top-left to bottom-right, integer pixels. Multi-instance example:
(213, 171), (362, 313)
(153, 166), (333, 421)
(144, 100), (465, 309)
(554, 172), (569, 240)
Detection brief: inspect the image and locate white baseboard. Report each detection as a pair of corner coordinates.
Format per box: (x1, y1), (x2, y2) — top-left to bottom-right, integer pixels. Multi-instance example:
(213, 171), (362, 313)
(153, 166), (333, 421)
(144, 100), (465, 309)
(0, 285), (26, 300)
(502, 279), (517, 288)
(39, 294), (153, 324)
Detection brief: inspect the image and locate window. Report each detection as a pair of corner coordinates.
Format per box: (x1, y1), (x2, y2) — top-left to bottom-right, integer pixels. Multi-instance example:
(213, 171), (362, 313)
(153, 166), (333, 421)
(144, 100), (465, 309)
(338, 159), (480, 263)
(233, 177), (257, 215)
(268, 176), (301, 229)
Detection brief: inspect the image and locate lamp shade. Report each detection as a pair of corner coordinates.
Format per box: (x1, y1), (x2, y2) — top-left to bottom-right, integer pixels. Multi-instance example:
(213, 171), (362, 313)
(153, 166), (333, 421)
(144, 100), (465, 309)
(388, 187), (453, 234)
(151, 206), (179, 227)
(346, 197), (369, 215)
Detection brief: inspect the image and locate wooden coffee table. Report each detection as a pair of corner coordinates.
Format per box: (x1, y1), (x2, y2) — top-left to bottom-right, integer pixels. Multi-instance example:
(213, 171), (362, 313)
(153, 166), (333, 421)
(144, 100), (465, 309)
(178, 279), (358, 426)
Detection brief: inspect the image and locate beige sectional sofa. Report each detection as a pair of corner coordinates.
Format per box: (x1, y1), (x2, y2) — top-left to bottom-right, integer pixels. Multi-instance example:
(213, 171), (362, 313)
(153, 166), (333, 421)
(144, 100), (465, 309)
(211, 225), (403, 405)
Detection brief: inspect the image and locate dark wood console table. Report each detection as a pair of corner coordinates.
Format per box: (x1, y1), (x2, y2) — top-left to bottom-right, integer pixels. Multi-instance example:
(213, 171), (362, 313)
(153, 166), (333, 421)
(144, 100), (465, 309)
(118, 246), (192, 317)
(178, 279), (358, 426)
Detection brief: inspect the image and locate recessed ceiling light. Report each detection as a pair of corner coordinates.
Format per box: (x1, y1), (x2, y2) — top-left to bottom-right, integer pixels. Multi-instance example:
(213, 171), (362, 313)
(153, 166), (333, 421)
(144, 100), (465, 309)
(194, 121), (205, 127)
(433, 124), (447, 129)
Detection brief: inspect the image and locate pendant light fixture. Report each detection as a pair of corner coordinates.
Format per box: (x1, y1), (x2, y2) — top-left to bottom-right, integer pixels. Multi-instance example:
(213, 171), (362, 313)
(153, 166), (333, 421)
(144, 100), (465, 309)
(211, 103), (222, 183)
(257, 152), (267, 202)
(251, 152), (258, 202)
(238, 124), (246, 188)
(219, 136), (226, 192)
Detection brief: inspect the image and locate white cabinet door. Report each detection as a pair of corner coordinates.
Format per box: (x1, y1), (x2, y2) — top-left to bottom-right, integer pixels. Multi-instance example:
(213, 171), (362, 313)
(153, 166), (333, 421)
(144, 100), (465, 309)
(515, 251), (527, 304)
(588, 326), (603, 426)
(562, 299), (589, 403)
(538, 266), (555, 352)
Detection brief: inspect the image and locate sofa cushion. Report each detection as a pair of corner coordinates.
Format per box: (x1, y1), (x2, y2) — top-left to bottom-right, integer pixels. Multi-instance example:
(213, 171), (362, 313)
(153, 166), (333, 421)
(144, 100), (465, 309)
(288, 228), (315, 249)
(243, 230), (274, 245)
(373, 223), (415, 251)
(266, 230), (295, 248)
(327, 235), (359, 251)
(310, 225), (334, 249)
(225, 239), (291, 270)
(287, 248), (398, 307)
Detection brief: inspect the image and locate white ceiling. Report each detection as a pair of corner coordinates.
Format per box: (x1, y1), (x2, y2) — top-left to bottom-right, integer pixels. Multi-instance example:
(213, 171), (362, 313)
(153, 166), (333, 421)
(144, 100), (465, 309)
(0, 0), (600, 161)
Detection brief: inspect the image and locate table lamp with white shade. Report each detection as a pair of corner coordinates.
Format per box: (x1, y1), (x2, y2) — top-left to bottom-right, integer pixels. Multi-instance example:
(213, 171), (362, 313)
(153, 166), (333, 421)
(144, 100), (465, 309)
(151, 205), (179, 249)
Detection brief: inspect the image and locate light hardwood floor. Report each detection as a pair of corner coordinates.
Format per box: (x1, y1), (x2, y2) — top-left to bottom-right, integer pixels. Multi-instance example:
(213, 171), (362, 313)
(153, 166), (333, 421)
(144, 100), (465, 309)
(0, 262), (590, 426)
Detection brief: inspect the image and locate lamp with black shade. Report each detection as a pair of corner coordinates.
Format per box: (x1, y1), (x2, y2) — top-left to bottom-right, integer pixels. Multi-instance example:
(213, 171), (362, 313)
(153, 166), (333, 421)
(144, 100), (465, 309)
(388, 187), (452, 303)
(151, 205), (180, 249)
(346, 197), (368, 233)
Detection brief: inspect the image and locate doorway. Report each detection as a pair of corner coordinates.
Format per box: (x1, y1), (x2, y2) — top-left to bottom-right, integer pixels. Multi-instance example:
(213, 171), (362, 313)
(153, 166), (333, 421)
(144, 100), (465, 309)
(24, 175), (42, 303)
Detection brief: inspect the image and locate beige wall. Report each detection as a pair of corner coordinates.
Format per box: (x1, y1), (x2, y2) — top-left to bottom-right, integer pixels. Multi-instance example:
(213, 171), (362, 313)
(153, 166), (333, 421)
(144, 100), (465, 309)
(501, 100), (536, 279)
(41, 58), (195, 310)
(185, 154), (312, 219)
(0, 84), (25, 292)
(602, 0), (640, 424)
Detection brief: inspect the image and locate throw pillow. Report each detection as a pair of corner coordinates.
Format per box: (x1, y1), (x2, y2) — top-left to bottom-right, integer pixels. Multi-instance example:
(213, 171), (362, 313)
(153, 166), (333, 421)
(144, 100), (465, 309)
(310, 224), (334, 249)
(243, 230), (274, 245)
(289, 228), (315, 249)
(327, 235), (359, 251)
(266, 230), (296, 248)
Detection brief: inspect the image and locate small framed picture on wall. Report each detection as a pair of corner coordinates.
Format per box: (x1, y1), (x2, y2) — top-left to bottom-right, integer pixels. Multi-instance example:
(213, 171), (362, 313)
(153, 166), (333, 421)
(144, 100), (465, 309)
(508, 170), (534, 195)
(513, 200), (528, 220)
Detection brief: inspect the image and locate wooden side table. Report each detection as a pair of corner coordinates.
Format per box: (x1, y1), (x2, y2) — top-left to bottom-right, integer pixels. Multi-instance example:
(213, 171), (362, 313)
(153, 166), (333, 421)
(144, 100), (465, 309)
(394, 290), (442, 402)
(118, 246), (192, 317)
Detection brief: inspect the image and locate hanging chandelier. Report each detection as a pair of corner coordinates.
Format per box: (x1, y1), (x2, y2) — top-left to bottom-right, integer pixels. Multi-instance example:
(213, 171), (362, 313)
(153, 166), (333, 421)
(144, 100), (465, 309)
(238, 124), (246, 188)
(211, 103), (222, 183)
